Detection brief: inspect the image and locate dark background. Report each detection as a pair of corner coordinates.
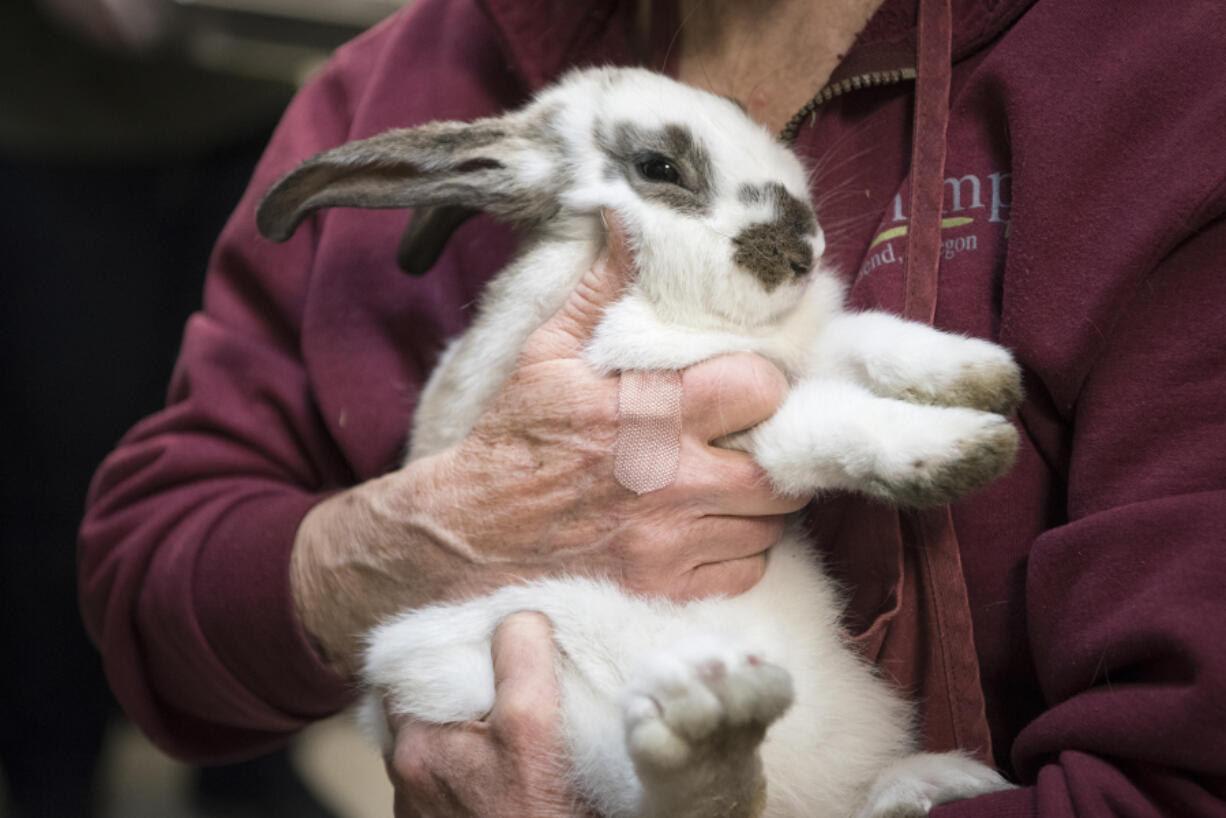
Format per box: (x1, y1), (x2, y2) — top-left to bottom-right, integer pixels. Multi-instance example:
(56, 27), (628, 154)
(0, 2), (403, 815)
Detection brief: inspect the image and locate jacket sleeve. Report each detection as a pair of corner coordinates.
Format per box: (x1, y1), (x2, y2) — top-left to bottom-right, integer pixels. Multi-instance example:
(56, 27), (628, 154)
(77, 54), (361, 762)
(935, 211), (1226, 815)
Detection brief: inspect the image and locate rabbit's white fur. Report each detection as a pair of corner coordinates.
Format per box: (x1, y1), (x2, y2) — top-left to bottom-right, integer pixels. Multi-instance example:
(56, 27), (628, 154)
(260, 67), (1019, 818)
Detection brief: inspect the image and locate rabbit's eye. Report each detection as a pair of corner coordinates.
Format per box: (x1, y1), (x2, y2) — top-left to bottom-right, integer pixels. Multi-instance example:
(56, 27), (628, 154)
(634, 153), (683, 186)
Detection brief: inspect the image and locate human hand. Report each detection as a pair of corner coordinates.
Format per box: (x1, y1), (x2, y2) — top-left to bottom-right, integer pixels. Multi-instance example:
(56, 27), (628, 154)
(420, 214), (806, 596)
(385, 612), (597, 818)
(291, 214), (807, 677)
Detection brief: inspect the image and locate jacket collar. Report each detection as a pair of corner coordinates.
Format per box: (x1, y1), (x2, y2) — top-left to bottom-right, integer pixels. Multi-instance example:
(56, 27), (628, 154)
(475, 0), (1036, 93)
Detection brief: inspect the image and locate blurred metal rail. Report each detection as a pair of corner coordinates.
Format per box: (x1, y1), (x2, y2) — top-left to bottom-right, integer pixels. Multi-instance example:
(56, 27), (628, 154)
(170, 0), (407, 84)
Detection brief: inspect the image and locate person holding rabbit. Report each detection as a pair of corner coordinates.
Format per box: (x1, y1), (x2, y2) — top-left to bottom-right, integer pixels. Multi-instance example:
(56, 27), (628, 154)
(79, 0), (1226, 816)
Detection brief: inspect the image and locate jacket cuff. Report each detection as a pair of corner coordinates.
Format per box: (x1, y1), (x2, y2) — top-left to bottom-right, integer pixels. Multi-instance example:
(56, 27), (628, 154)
(192, 489), (354, 721)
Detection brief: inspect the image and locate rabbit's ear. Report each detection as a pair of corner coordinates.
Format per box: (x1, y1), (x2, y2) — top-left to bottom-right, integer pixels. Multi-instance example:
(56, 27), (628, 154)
(256, 117), (558, 245)
(396, 205), (479, 276)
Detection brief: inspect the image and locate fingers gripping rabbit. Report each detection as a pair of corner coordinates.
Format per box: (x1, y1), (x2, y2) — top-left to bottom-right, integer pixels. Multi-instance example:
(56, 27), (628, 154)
(259, 67), (1018, 817)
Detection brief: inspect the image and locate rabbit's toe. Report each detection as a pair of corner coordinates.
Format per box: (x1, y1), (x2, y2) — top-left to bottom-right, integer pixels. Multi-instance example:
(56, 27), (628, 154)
(894, 342), (1022, 416)
(623, 634), (793, 771)
(865, 410), (1018, 507)
(857, 752), (1014, 818)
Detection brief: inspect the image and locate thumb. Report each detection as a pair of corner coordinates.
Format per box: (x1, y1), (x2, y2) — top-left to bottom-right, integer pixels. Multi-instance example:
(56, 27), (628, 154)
(519, 209), (634, 364)
(489, 612), (560, 750)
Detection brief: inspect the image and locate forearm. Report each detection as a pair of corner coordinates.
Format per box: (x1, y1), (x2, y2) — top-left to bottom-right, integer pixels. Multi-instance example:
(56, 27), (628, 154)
(80, 458), (350, 760)
(288, 455), (515, 680)
(77, 340), (349, 761)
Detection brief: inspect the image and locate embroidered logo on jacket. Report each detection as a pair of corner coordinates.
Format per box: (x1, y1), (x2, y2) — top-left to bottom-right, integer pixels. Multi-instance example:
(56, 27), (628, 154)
(859, 171), (1012, 278)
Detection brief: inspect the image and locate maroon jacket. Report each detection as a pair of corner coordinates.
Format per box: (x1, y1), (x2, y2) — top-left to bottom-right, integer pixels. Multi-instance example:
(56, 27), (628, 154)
(79, 0), (1226, 814)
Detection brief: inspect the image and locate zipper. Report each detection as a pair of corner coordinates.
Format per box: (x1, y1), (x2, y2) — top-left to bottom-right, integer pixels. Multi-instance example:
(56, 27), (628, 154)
(779, 67), (917, 142)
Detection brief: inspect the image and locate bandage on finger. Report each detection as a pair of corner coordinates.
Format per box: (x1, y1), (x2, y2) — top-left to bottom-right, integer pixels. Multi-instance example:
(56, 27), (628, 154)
(614, 369), (682, 495)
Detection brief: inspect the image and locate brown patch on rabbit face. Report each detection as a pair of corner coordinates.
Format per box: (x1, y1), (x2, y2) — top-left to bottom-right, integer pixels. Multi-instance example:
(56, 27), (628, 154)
(732, 183), (817, 291)
(596, 121), (713, 214)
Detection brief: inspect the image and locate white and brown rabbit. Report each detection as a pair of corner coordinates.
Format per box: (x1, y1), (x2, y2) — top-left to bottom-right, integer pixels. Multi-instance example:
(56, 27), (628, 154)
(258, 67), (1018, 818)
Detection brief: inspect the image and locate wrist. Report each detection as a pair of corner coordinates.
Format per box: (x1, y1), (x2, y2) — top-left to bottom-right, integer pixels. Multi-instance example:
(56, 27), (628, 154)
(288, 457), (492, 679)
(290, 492), (373, 679)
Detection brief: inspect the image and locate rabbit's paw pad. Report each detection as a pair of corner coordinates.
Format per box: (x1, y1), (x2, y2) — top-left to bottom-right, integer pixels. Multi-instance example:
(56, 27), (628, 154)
(950, 351), (1023, 415)
(868, 411), (1018, 507)
(897, 342), (1022, 416)
(622, 635), (793, 771)
(857, 752), (1014, 818)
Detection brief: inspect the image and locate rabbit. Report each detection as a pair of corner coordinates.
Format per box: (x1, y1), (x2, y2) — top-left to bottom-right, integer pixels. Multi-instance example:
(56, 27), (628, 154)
(258, 67), (1019, 818)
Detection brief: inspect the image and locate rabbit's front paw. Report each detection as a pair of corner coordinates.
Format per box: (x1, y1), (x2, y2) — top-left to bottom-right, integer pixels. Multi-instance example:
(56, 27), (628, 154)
(894, 339), (1023, 416)
(864, 408), (1018, 508)
(622, 634), (793, 772)
(821, 312), (1023, 416)
(857, 752), (1014, 818)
